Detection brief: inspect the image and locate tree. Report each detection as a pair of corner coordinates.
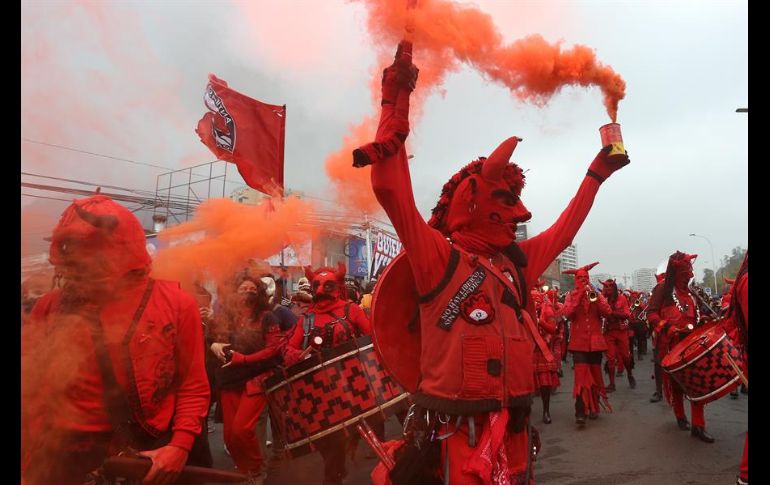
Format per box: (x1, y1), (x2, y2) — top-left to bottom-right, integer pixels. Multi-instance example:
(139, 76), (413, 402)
(699, 246), (746, 295)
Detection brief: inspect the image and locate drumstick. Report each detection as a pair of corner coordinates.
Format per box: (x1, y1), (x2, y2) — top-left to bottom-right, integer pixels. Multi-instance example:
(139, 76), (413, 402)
(298, 336), (324, 360)
(356, 421), (395, 470)
(724, 353), (748, 389)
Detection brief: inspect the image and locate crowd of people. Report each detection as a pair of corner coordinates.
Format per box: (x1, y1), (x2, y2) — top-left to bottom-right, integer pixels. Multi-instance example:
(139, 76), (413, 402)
(20, 40), (747, 485)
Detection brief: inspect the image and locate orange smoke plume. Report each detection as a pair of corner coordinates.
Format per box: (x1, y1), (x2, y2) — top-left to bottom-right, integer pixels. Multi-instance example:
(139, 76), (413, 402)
(324, 0), (626, 212)
(363, 0), (625, 119)
(151, 196), (318, 290)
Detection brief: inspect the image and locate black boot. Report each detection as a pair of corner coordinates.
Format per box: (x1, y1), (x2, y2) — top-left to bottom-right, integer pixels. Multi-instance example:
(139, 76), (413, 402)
(628, 372), (636, 389)
(541, 388), (552, 424)
(730, 390), (739, 399)
(650, 391), (662, 403)
(677, 418), (691, 431)
(691, 426), (715, 443)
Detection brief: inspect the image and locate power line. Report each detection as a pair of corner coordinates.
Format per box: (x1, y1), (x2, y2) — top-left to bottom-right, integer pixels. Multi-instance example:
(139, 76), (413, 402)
(21, 193), (74, 203)
(22, 138), (175, 171)
(22, 138), (245, 186)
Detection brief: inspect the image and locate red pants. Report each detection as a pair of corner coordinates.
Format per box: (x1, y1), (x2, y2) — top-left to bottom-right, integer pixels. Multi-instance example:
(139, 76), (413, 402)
(572, 352), (606, 416)
(605, 329), (632, 378)
(669, 384), (705, 427)
(220, 388), (267, 474)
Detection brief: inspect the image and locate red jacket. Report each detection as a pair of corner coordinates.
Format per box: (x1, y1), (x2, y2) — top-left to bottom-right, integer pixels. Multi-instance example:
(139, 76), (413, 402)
(562, 289), (612, 352)
(24, 278), (210, 452)
(287, 299), (371, 353)
(411, 247), (536, 413)
(604, 294), (631, 331)
(646, 285), (699, 355)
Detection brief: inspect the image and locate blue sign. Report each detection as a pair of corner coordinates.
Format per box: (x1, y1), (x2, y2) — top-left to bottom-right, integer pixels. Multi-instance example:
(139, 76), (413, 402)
(348, 237), (369, 277)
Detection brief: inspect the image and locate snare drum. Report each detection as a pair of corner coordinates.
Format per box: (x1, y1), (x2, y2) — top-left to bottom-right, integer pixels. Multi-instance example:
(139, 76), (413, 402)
(661, 323), (742, 403)
(264, 335), (409, 458)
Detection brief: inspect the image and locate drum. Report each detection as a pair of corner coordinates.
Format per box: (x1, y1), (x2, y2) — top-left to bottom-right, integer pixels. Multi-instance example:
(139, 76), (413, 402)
(661, 322), (742, 403)
(264, 335), (409, 458)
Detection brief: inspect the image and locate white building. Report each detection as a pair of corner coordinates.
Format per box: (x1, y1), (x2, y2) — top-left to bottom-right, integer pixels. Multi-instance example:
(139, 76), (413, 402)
(558, 244), (578, 271)
(632, 268), (656, 293)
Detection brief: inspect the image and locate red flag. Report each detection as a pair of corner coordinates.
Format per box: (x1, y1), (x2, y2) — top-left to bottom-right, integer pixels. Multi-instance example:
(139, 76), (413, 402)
(196, 74), (286, 195)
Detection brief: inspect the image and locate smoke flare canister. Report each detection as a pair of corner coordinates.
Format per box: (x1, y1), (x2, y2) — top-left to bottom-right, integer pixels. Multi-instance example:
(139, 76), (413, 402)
(599, 123), (626, 162)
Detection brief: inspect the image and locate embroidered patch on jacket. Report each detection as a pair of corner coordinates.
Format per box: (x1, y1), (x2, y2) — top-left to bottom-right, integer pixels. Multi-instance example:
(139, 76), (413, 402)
(461, 291), (495, 325)
(438, 267), (487, 330)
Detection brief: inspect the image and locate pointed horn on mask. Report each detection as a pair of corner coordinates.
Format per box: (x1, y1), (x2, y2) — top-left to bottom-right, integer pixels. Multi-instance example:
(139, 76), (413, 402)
(74, 204), (118, 233)
(304, 265), (315, 282)
(481, 136), (522, 181)
(336, 261), (347, 281)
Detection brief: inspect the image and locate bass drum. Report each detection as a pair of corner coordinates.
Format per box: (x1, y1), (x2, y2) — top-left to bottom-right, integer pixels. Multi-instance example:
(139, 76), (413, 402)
(661, 321), (742, 403)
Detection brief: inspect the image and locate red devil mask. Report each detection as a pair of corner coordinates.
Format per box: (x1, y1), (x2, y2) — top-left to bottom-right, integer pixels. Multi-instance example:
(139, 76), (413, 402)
(563, 262), (600, 290)
(428, 137), (531, 254)
(304, 262), (347, 305)
(665, 251), (697, 289)
(546, 288), (559, 304)
(601, 279), (618, 299)
(49, 195), (151, 291)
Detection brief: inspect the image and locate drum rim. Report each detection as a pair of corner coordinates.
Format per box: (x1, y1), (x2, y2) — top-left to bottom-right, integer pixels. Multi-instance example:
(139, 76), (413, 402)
(666, 333), (726, 373)
(686, 375), (741, 402)
(282, 393), (410, 449)
(265, 343), (375, 394)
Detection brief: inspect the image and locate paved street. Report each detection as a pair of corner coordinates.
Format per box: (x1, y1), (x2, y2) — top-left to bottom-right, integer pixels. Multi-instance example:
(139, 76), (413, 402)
(209, 353), (747, 484)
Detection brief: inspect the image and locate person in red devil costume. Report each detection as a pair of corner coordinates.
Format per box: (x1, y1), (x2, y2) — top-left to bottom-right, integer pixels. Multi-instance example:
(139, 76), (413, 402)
(545, 288), (566, 377)
(561, 263), (613, 426)
(626, 290), (647, 361)
(649, 273), (666, 403)
(21, 195), (210, 485)
(534, 287), (560, 424)
(355, 38), (629, 483)
(600, 279), (635, 391)
(283, 262), (372, 485)
(208, 274), (287, 483)
(647, 251), (714, 442)
(722, 252), (748, 484)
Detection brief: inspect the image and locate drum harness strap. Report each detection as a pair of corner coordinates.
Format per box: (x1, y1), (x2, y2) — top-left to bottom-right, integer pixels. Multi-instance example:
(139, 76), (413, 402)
(301, 303), (355, 349)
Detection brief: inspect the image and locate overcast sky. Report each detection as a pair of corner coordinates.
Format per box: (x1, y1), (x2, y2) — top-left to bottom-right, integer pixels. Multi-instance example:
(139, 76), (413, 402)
(21, 0), (747, 282)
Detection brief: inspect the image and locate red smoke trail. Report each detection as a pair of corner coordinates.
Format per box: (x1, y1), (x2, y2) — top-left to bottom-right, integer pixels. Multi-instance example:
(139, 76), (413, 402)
(150, 196), (321, 291)
(324, 0), (626, 213)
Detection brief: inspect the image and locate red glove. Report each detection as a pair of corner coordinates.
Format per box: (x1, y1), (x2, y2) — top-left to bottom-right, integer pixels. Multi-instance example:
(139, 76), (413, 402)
(587, 144), (630, 183)
(381, 40), (419, 106)
(227, 351), (246, 367)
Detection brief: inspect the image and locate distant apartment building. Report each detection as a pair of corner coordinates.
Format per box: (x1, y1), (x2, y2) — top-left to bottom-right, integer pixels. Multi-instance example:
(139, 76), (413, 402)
(632, 268), (656, 293)
(559, 244), (578, 271)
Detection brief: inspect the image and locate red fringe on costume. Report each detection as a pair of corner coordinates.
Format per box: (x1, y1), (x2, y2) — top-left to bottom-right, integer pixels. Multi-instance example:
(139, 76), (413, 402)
(534, 348), (560, 389)
(573, 363), (607, 414)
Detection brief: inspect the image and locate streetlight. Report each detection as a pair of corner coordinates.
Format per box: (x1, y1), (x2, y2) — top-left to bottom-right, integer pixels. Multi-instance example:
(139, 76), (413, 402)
(689, 233), (718, 294)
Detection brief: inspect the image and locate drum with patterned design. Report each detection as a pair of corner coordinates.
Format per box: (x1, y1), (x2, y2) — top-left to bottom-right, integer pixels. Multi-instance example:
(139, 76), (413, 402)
(661, 322), (742, 403)
(264, 335), (409, 458)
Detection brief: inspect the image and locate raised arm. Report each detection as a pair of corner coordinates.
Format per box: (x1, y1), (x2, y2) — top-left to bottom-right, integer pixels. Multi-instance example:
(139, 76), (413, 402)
(520, 147), (629, 284)
(364, 43), (450, 293)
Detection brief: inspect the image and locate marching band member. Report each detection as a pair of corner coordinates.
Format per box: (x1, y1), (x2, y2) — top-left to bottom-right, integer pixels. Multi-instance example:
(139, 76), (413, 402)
(283, 262), (372, 485)
(601, 279), (635, 391)
(561, 264), (613, 426)
(647, 251), (714, 443)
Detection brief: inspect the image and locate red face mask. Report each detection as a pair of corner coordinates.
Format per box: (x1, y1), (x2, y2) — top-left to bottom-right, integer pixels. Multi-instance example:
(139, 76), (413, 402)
(304, 262), (346, 303)
(563, 262), (600, 292)
(462, 176), (531, 248)
(601, 280), (618, 299)
(429, 137), (529, 251)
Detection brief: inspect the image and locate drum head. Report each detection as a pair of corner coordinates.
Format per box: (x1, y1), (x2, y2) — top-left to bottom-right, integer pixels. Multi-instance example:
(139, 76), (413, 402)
(662, 325), (725, 369)
(370, 252), (421, 393)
